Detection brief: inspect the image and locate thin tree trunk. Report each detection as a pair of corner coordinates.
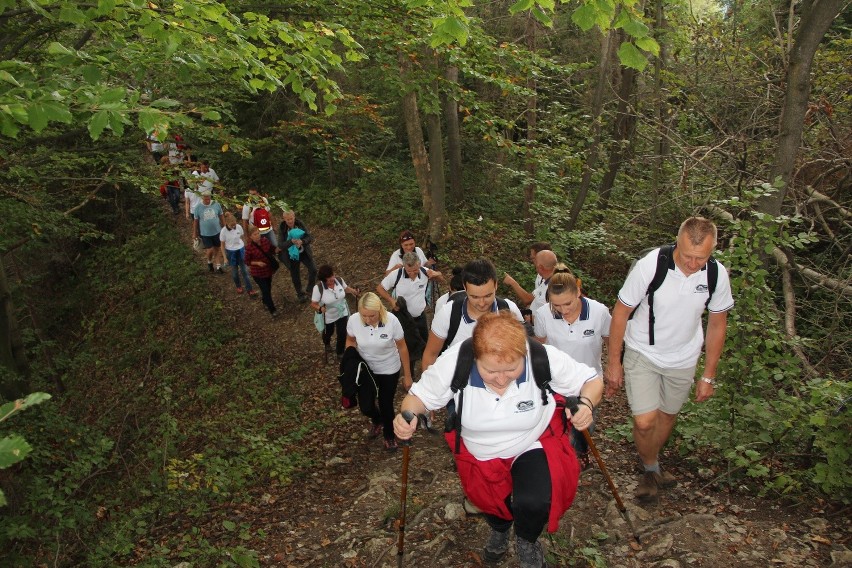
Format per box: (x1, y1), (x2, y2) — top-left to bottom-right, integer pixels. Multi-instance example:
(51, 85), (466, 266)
(443, 65), (463, 203)
(598, 61), (638, 212)
(0, 254), (30, 399)
(755, 0), (846, 216)
(425, 90), (447, 241)
(398, 49), (432, 213)
(522, 16), (538, 236)
(650, 0), (668, 229)
(567, 28), (617, 232)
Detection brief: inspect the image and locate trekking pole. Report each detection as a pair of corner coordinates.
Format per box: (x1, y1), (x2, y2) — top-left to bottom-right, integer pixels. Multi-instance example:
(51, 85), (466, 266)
(397, 411), (417, 568)
(565, 397), (641, 546)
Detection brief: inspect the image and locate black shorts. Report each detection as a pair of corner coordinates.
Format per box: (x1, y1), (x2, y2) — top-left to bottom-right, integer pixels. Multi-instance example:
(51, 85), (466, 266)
(200, 234), (221, 249)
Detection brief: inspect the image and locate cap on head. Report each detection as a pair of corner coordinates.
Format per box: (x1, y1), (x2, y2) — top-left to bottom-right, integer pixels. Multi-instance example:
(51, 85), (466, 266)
(399, 230), (415, 244)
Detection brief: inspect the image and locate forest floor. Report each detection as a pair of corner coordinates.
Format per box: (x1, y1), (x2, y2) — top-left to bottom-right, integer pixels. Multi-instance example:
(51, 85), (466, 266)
(164, 208), (850, 568)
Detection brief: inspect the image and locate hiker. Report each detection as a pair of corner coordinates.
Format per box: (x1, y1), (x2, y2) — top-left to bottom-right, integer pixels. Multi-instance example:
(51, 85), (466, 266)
(219, 212), (254, 296)
(385, 230), (435, 274)
(280, 208), (317, 303)
(193, 160), (219, 195)
(394, 311), (603, 568)
(503, 250), (558, 318)
(606, 216), (734, 502)
(434, 265), (464, 314)
(241, 188), (278, 248)
(311, 264), (359, 360)
(533, 266), (610, 469)
(421, 258), (523, 374)
(245, 226), (279, 317)
(192, 189), (225, 273)
(345, 292), (412, 452)
(500, 242), (551, 306)
(376, 252), (442, 384)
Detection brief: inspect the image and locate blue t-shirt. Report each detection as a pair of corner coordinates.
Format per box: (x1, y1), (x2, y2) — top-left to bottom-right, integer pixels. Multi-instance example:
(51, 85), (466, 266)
(193, 202), (224, 237)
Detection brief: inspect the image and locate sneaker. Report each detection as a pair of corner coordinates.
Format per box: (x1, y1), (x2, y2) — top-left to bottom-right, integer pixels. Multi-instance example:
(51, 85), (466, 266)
(236, 287), (244, 294)
(368, 423), (383, 439)
(635, 471), (659, 502)
(658, 470), (678, 489)
(383, 438), (398, 452)
(215, 265), (224, 273)
(516, 537), (547, 568)
(462, 498), (483, 516)
(482, 528), (509, 563)
(341, 396), (357, 409)
(248, 290), (258, 298)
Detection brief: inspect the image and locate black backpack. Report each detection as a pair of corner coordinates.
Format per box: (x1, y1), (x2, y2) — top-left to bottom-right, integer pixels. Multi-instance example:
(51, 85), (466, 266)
(390, 266), (429, 294)
(445, 338), (559, 453)
(441, 290), (510, 353)
(629, 244), (718, 345)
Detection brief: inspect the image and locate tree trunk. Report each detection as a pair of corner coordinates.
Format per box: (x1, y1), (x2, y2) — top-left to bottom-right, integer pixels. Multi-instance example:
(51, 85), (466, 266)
(650, 0), (668, 230)
(443, 65), (463, 203)
(522, 16), (538, 236)
(756, 0), (846, 216)
(0, 254), (30, 400)
(598, 60), (638, 212)
(398, 49), (432, 213)
(425, 100), (447, 241)
(567, 28), (617, 232)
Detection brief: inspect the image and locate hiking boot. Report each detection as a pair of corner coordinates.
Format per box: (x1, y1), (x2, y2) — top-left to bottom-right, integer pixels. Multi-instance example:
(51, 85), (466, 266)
(658, 470), (678, 489)
(368, 423), (383, 439)
(481, 528), (509, 563)
(516, 537), (547, 568)
(215, 265), (224, 273)
(383, 438), (398, 452)
(635, 471), (659, 502)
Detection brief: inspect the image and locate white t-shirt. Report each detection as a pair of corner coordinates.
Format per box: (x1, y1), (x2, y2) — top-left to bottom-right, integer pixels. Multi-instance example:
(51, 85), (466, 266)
(192, 168), (219, 193)
(346, 313), (405, 375)
(312, 278), (350, 324)
(410, 341), (599, 460)
(380, 268), (429, 318)
(430, 297), (523, 347)
(530, 276), (550, 313)
(219, 224), (245, 251)
(434, 291), (452, 315)
(618, 247), (735, 368)
(534, 297), (611, 374)
(386, 247), (429, 272)
(185, 188), (201, 213)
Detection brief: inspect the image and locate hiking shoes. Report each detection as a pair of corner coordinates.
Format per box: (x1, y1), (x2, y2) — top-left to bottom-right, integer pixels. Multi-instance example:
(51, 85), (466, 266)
(215, 265), (224, 273)
(481, 528), (509, 563)
(383, 438), (398, 452)
(658, 470), (678, 489)
(635, 471), (660, 502)
(368, 423), (383, 439)
(516, 537), (547, 568)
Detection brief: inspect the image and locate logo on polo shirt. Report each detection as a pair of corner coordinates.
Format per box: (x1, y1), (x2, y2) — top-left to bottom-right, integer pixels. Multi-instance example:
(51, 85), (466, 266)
(583, 329), (596, 337)
(380, 333), (389, 339)
(516, 400), (535, 412)
(695, 284), (709, 293)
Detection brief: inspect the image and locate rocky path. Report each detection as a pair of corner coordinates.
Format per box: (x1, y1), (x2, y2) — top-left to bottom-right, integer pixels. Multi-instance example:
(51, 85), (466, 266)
(180, 214), (849, 568)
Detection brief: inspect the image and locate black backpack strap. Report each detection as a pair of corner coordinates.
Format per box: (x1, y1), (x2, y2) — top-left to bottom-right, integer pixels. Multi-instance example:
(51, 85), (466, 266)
(496, 298), (509, 311)
(646, 244), (674, 346)
(391, 268), (404, 292)
(441, 291), (467, 352)
(420, 266), (428, 278)
(705, 256), (717, 309)
(528, 339), (553, 406)
(448, 338), (475, 453)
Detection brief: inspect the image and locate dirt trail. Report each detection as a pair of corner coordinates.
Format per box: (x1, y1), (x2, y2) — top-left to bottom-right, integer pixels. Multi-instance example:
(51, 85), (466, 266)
(179, 213), (849, 568)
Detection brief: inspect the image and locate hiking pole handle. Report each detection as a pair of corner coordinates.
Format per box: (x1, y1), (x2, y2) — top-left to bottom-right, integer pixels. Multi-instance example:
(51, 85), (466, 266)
(399, 411), (415, 447)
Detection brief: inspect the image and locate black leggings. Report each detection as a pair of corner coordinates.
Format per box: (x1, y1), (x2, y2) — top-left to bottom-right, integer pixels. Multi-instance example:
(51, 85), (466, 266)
(322, 318), (347, 356)
(484, 448), (552, 542)
(357, 369), (400, 441)
(252, 276), (276, 314)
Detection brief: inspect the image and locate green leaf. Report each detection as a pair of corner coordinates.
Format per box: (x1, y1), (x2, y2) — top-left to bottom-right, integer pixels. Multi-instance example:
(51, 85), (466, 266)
(223, 520), (236, 531)
(622, 17), (649, 38)
(81, 65), (102, 84)
(0, 114), (19, 138)
(201, 110), (221, 121)
(635, 36), (660, 56)
(58, 4), (87, 24)
(509, 0), (535, 14)
(571, 4), (598, 32)
(101, 87), (126, 103)
(323, 103), (337, 116)
(150, 98), (181, 109)
(0, 70), (21, 87)
(46, 42), (74, 56)
(88, 110), (110, 140)
(0, 435), (32, 468)
(617, 42), (648, 71)
(27, 104), (49, 132)
(108, 110), (126, 136)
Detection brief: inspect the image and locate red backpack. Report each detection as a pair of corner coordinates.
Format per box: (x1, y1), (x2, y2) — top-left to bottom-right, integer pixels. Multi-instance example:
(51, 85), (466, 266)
(252, 207), (272, 231)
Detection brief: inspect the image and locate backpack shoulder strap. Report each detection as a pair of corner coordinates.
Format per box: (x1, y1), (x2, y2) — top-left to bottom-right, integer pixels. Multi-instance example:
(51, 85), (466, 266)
(528, 339), (553, 406)
(646, 244), (674, 346)
(496, 297), (509, 311)
(420, 266), (428, 278)
(391, 268), (404, 292)
(705, 256), (718, 308)
(442, 294), (467, 352)
(449, 338), (475, 453)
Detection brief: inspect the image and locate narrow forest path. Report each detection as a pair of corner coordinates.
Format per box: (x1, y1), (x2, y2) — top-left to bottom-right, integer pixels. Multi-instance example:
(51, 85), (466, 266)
(169, 209), (849, 568)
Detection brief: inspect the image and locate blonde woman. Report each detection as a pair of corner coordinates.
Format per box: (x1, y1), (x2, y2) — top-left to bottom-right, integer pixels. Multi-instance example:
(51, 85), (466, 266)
(219, 212), (254, 295)
(345, 292), (412, 451)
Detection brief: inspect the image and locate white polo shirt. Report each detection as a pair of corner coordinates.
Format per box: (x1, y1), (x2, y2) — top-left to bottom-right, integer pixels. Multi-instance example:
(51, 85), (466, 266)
(530, 276), (550, 313)
(410, 342), (599, 460)
(431, 297), (524, 346)
(380, 268), (429, 318)
(312, 278), (350, 324)
(534, 297), (611, 374)
(219, 224), (246, 251)
(346, 312), (405, 375)
(386, 247), (429, 272)
(618, 247), (735, 369)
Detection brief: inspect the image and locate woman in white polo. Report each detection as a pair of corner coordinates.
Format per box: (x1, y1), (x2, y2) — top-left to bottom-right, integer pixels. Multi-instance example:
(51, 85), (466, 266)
(346, 293), (412, 451)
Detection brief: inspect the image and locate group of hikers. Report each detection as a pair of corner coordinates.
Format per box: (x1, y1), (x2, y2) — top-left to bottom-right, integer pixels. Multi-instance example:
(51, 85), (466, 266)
(154, 148), (733, 568)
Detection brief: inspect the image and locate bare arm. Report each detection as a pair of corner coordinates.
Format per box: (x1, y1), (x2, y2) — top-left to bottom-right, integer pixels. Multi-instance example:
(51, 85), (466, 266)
(393, 393), (429, 440)
(571, 376), (605, 430)
(695, 311), (729, 402)
(396, 338), (413, 390)
(345, 335), (357, 350)
(375, 283), (398, 311)
(502, 273), (534, 306)
(421, 331), (445, 372)
(605, 301), (632, 398)
(427, 269), (444, 284)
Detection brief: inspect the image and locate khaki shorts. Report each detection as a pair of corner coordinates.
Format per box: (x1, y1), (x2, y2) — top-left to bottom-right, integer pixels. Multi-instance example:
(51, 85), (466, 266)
(623, 348), (696, 416)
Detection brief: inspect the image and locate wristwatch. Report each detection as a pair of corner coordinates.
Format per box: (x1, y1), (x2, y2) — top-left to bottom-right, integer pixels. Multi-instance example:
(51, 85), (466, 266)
(700, 376), (716, 386)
